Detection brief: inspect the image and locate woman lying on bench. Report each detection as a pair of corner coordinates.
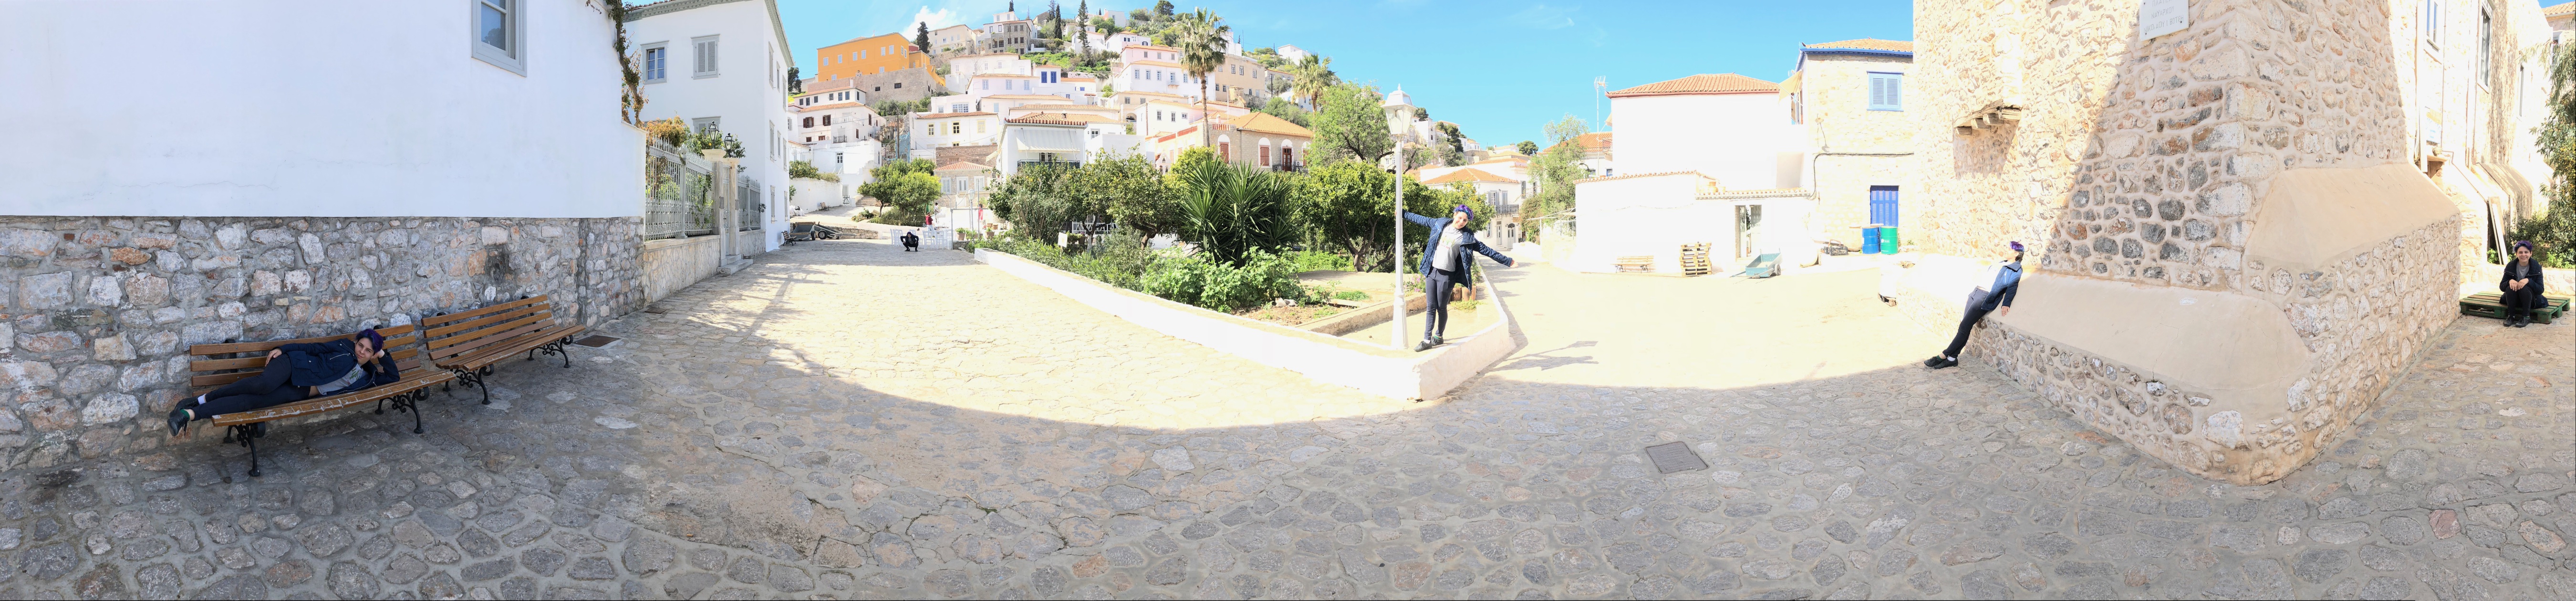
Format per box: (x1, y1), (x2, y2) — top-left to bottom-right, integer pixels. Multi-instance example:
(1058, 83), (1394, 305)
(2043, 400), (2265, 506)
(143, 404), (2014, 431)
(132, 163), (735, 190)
(166, 328), (402, 435)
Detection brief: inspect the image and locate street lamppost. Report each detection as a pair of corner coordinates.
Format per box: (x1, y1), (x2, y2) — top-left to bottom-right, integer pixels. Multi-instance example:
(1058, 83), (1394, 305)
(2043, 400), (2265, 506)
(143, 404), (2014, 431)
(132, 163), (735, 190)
(1390, 163), (1405, 350)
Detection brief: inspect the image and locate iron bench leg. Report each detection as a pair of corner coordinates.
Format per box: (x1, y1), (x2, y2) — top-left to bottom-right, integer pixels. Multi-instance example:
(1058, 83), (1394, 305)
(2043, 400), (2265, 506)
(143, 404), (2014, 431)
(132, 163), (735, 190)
(532, 336), (576, 368)
(225, 423), (265, 477)
(451, 367), (492, 405)
(405, 389), (426, 434)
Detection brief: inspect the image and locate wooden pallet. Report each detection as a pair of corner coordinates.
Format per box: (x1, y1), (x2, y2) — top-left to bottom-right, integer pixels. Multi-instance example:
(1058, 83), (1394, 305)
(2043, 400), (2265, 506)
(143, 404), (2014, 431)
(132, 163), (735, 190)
(1614, 255), (1655, 273)
(2461, 291), (2570, 325)
(1678, 243), (1712, 276)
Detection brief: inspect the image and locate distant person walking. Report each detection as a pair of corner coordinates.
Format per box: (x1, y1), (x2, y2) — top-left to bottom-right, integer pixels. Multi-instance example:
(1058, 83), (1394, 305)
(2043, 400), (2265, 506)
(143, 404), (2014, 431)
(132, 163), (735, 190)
(2501, 241), (2547, 327)
(1404, 205), (1517, 352)
(1926, 241), (2024, 369)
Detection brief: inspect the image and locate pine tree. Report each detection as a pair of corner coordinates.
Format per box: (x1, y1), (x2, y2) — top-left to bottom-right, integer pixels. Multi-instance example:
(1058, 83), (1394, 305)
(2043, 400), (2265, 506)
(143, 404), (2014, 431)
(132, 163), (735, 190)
(914, 22), (930, 54)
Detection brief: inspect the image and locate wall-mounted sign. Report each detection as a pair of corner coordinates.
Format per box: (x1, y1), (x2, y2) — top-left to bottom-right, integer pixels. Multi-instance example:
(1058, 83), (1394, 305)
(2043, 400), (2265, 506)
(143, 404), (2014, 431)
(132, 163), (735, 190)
(2140, 0), (2189, 41)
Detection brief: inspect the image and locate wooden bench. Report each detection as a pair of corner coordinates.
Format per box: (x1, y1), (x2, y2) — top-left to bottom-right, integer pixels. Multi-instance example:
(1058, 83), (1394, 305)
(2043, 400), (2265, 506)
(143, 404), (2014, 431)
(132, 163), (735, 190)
(185, 325), (456, 477)
(2460, 291), (2570, 325)
(421, 295), (587, 404)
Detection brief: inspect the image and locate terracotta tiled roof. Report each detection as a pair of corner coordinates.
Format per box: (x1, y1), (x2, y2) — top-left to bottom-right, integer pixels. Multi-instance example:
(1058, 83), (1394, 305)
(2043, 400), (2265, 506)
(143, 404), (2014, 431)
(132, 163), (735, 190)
(2548, 2), (2575, 18)
(934, 160), (992, 172)
(918, 111), (996, 118)
(1803, 39), (1914, 53)
(1606, 74), (1777, 97)
(1008, 104), (1116, 112)
(1471, 155), (1530, 166)
(1423, 168), (1517, 185)
(1209, 112), (1314, 138)
(1572, 170), (1714, 184)
(1008, 113), (1117, 125)
(934, 144), (997, 165)
(1546, 132), (1613, 155)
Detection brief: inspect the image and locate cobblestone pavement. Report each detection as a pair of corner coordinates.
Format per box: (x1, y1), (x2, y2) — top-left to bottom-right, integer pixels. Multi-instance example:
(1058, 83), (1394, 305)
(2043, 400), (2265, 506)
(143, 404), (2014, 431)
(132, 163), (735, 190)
(2, 240), (2567, 600)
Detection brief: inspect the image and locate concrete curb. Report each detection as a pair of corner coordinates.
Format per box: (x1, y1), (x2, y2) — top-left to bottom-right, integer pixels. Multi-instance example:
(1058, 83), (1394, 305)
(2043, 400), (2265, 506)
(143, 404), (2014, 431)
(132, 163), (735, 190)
(974, 249), (1522, 400)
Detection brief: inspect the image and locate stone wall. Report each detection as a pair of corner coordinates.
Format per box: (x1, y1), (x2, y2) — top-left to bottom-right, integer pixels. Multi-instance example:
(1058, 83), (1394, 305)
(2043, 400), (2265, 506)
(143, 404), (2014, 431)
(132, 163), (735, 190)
(849, 67), (943, 104)
(0, 216), (642, 471)
(640, 235), (722, 304)
(1968, 220), (2459, 484)
(1910, 0), (2466, 484)
(1812, 155), (1910, 247)
(1800, 53), (1915, 247)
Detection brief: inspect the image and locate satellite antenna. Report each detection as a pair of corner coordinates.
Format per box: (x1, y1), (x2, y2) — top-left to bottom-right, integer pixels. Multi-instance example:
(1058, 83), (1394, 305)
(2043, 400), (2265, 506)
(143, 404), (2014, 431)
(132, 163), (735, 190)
(1593, 76), (1607, 131)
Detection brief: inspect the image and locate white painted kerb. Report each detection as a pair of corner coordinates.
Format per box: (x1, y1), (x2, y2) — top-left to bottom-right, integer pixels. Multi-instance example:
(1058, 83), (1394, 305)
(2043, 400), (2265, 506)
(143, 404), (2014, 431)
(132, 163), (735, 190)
(975, 249), (1521, 400)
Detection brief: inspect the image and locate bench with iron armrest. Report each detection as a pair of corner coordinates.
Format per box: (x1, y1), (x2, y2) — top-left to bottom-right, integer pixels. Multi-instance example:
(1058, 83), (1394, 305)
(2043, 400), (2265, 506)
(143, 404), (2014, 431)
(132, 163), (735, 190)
(184, 325), (455, 477)
(420, 295), (587, 404)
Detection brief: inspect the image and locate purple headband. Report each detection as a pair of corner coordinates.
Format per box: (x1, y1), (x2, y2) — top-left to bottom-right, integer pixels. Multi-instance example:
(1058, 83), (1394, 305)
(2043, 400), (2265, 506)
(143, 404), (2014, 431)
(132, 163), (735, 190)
(2513, 240), (2534, 251)
(2009, 241), (2024, 252)
(1453, 205), (1474, 220)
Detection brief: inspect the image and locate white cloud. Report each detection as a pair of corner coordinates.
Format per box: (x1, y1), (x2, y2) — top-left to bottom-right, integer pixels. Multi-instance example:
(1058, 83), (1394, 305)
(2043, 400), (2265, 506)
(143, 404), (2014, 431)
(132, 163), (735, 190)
(910, 5), (961, 31)
(1513, 3), (1577, 30)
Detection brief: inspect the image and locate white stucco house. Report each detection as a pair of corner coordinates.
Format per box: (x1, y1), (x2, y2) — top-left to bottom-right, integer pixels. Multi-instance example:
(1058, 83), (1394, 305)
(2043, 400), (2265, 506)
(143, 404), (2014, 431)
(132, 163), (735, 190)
(625, 0), (798, 254)
(1568, 73), (1823, 273)
(2, 0), (642, 220)
(908, 111), (1003, 159)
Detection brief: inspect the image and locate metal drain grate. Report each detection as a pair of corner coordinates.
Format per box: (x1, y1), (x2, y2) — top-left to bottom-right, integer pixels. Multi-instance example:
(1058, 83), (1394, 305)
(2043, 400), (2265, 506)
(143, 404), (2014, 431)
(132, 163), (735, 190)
(1644, 442), (1709, 474)
(571, 335), (622, 348)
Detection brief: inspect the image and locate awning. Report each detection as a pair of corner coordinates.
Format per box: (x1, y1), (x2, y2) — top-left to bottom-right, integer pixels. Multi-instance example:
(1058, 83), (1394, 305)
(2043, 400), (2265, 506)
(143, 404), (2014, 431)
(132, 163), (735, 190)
(1010, 127), (1084, 152)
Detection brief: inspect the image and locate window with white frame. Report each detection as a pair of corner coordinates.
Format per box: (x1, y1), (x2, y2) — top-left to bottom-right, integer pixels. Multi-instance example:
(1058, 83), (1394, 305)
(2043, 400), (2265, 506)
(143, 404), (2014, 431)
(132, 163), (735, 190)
(693, 35), (721, 78)
(642, 43), (669, 83)
(692, 117), (720, 135)
(470, 0), (523, 74)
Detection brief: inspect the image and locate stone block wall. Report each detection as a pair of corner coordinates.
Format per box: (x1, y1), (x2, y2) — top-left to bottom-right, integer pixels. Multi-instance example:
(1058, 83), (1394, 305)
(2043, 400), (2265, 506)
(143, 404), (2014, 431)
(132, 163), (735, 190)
(1800, 52), (1918, 247)
(0, 216), (643, 471)
(1911, 0), (2466, 484)
(1969, 220), (2459, 484)
(1812, 155), (1910, 247)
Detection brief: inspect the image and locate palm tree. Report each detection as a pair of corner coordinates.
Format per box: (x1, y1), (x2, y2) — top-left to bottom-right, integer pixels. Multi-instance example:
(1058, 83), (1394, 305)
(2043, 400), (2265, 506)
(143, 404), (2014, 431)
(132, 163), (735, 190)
(1170, 9), (1230, 150)
(1289, 54), (1338, 109)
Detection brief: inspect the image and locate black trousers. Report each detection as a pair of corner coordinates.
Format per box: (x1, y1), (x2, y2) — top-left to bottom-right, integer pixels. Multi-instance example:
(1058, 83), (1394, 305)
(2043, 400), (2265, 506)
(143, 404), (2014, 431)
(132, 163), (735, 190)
(194, 366), (308, 420)
(1942, 290), (1995, 359)
(2502, 285), (2544, 316)
(1424, 268), (1459, 339)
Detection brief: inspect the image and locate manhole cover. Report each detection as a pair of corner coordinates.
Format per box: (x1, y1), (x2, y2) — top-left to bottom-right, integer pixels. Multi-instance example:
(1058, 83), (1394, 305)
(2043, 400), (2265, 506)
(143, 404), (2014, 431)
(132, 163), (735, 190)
(571, 336), (622, 348)
(1645, 442), (1708, 474)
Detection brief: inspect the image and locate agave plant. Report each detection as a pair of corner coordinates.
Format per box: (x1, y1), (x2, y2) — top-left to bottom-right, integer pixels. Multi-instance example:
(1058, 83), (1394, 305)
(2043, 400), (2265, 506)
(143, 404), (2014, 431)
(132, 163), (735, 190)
(1176, 160), (1296, 266)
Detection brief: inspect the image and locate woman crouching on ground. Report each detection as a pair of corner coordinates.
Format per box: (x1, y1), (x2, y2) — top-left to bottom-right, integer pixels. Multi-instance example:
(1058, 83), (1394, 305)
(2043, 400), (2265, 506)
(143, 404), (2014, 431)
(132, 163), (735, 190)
(166, 328), (401, 435)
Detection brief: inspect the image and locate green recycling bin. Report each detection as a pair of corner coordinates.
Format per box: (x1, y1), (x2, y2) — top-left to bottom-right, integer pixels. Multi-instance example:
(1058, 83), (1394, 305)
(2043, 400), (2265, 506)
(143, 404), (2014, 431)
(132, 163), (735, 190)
(1878, 227), (1900, 254)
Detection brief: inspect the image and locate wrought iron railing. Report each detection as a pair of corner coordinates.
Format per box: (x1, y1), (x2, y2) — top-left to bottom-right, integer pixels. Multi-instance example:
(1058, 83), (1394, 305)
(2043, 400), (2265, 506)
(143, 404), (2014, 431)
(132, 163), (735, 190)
(643, 144), (717, 240)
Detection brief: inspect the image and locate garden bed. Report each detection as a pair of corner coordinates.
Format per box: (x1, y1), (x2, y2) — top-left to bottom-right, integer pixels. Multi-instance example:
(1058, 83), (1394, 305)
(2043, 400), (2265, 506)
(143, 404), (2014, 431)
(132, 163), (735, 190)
(974, 248), (1522, 400)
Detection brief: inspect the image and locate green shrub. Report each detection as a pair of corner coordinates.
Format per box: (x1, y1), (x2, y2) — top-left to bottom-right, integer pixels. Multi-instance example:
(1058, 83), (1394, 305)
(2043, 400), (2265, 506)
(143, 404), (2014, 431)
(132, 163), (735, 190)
(989, 234), (1313, 314)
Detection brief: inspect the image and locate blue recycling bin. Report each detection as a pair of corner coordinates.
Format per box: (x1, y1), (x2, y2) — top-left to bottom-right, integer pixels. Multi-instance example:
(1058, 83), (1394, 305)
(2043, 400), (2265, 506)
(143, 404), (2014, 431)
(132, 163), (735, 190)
(1860, 227), (1882, 254)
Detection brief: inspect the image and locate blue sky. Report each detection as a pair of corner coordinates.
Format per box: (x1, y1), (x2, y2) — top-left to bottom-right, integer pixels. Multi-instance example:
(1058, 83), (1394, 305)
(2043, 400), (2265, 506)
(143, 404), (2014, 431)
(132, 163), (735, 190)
(767, 0), (1914, 147)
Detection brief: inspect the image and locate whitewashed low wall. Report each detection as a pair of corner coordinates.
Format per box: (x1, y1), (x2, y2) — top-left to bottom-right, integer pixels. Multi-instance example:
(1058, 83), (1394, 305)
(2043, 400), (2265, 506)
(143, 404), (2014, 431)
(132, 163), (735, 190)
(974, 249), (1522, 400)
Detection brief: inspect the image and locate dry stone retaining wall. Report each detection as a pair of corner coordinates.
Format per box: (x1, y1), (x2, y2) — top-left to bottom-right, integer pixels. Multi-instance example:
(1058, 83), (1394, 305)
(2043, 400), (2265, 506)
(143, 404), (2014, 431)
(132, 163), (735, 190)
(1967, 220), (2459, 484)
(0, 216), (642, 471)
(1912, 0), (2461, 483)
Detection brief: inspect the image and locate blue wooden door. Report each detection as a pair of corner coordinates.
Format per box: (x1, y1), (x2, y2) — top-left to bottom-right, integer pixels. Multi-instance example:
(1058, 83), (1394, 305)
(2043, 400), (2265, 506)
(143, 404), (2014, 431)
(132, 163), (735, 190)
(1868, 186), (1899, 227)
